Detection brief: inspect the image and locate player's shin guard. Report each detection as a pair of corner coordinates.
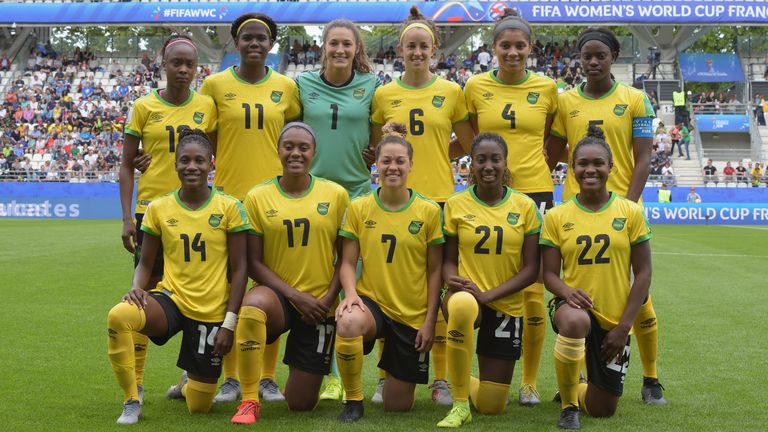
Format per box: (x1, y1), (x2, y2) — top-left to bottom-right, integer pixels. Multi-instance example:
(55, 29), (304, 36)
(468, 376), (509, 414)
(633, 296), (659, 379)
(336, 336), (364, 401)
(521, 284), (546, 388)
(132, 332), (149, 386)
(238, 306), (267, 402)
(261, 336), (281, 381)
(554, 335), (585, 410)
(377, 340), (386, 380)
(222, 326), (238, 381)
(446, 292), (478, 402)
(432, 309), (448, 381)
(184, 379), (216, 413)
(107, 302), (146, 402)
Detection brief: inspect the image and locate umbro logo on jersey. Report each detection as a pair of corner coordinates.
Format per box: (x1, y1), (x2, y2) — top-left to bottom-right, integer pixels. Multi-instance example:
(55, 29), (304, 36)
(271, 90), (283, 103)
(166, 218), (178, 227)
(562, 222), (574, 231)
(266, 209), (278, 218)
(308, 91), (320, 100)
(150, 112), (164, 122)
(613, 104), (628, 116)
(224, 92), (237, 101)
(353, 88), (366, 99)
(364, 219), (377, 228)
(569, 110), (580, 118)
(391, 99), (402, 108)
(482, 92), (493, 100)
(463, 214), (476, 221)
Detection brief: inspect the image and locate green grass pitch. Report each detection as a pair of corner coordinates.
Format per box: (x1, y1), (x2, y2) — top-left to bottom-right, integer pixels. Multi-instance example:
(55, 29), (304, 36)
(0, 220), (764, 431)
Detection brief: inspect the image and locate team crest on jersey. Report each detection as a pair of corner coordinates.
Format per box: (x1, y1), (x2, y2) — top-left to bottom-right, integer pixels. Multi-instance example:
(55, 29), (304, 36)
(271, 90), (283, 103)
(193, 112), (204, 124)
(150, 112), (164, 123)
(507, 212), (520, 225)
(527, 92), (540, 104)
(612, 217), (627, 231)
(208, 214), (223, 228)
(613, 104), (628, 116)
(408, 220), (424, 234)
(317, 202), (330, 216)
(353, 88), (366, 100)
(225, 92), (237, 101)
(432, 96), (445, 108)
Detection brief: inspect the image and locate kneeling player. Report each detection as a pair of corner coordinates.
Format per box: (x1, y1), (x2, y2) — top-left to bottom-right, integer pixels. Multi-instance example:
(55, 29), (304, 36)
(107, 130), (249, 424)
(540, 127), (652, 430)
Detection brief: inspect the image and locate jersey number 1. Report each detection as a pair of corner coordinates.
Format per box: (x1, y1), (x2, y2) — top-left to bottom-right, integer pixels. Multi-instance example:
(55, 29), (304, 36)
(165, 125), (191, 152)
(242, 103), (264, 129)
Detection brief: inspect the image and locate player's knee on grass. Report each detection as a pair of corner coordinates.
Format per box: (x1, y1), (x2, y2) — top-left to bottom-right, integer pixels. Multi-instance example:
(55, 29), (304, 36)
(185, 378), (217, 414)
(382, 377), (416, 412)
(584, 385), (619, 418)
(285, 369), (323, 411)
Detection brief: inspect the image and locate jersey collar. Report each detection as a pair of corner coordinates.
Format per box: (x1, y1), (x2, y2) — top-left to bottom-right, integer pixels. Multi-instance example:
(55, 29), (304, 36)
(230, 65), (273, 85)
(490, 69), (531, 86)
(174, 187), (216, 212)
(374, 187), (416, 212)
(274, 175), (315, 199)
(577, 80), (619, 100)
(152, 89), (194, 108)
(572, 192), (616, 213)
(396, 74), (438, 90)
(469, 185), (511, 208)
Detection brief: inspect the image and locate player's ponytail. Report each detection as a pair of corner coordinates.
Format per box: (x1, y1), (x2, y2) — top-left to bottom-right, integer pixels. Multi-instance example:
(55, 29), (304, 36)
(176, 128), (213, 159)
(376, 122), (413, 160)
(399, 6), (441, 48)
(572, 124), (613, 165)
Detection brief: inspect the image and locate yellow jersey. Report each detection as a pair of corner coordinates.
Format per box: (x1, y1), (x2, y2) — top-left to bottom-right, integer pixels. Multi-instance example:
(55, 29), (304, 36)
(371, 76), (469, 202)
(124, 90), (218, 213)
(200, 67), (302, 200)
(465, 70), (557, 193)
(244, 176), (350, 301)
(339, 189), (445, 329)
(539, 193), (652, 330)
(141, 189), (251, 322)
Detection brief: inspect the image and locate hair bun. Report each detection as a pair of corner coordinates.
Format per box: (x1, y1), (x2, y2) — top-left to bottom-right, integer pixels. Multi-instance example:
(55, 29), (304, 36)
(500, 7), (519, 20)
(586, 124), (605, 141)
(409, 5), (425, 20)
(382, 122), (407, 139)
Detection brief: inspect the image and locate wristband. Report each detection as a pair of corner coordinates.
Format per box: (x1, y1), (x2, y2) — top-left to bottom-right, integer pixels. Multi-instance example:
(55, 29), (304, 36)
(222, 311), (238, 331)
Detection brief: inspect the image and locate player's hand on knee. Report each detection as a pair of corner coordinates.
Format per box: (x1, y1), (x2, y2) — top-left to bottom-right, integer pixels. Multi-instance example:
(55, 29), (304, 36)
(565, 288), (593, 310)
(600, 326), (629, 363)
(415, 321), (435, 352)
(133, 149), (151, 173)
(336, 294), (366, 319)
(121, 220), (137, 254)
(123, 287), (148, 308)
(213, 327), (233, 357)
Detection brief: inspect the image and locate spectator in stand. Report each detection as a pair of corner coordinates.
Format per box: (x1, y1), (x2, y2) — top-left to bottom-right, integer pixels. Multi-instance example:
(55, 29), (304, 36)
(679, 122), (691, 160)
(722, 161), (735, 185)
(117, 80), (130, 99)
(753, 95), (765, 126)
(476, 46), (491, 72)
(661, 161), (675, 186)
(0, 52), (10, 72)
(751, 162), (763, 187)
(703, 159), (718, 186)
(736, 160), (749, 185)
(657, 183), (671, 202)
(668, 123), (680, 157)
(687, 186), (702, 203)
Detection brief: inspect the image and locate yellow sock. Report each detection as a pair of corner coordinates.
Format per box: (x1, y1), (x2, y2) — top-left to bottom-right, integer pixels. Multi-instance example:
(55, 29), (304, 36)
(222, 325), (238, 381)
(432, 309), (448, 382)
(132, 332), (149, 386)
(521, 284), (546, 388)
(336, 335), (364, 401)
(184, 379), (217, 413)
(554, 334), (585, 410)
(446, 292), (477, 402)
(377, 340), (386, 380)
(261, 336), (281, 381)
(238, 306), (267, 402)
(470, 380), (510, 414)
(577, 383), (589, 415)
(107, 302), (146, 402)
(633, 297), (659, 378)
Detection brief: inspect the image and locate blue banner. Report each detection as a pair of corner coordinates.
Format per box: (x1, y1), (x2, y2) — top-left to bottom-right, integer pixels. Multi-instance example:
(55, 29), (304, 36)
(0, 183), (120, 219)
(644, 203), (768, 225)
(2, 2), (768, 25)
(642, 186), (768, 204)
(679, 53), (745, 82)
(693, 114), (750, 133)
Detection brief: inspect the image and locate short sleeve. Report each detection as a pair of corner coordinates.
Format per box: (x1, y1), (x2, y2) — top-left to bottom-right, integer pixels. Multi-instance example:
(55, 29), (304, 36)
(539, 211), (560, 249)
(336, 189), (351, 227)
(451, 85), (470, 124)
(226, 199), (251, 233)
(243, 190), (263, 236)
(464, 79), (477, 116)
(550, 98), (566, 139)
(124, 100), (146, 138)
(523, 197), (543, 236)
(370, 87), (385, 126)
(285, 80), (302, 121)
(628, 205), (652, 246)
(426, 203), (445, 246)
(634, 92), (656, 118)
(442, 199), (459, 237)
(546, 81), (559, 115)
(140, 201), (160, 237)
(204, 98), (218, 133)
(200, 77), (213, 99)
(339, 201), (360, 240)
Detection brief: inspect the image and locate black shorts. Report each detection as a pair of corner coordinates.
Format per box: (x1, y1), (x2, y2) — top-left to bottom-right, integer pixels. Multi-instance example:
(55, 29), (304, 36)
(268, 288), (335, 375)
(361, 296), (429, 384)
(476, 304), (523, 361)
(148, 291), (223, 380)
(134, 212), (164, 278)
(523, 192), (555, 216)
(549, 299), (630, 397)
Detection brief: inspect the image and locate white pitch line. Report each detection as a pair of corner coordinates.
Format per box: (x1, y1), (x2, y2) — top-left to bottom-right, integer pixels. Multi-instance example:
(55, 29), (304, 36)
(654, 252), (768, 258)
(721, 225), (768, 231)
